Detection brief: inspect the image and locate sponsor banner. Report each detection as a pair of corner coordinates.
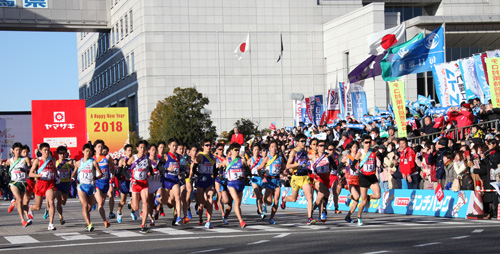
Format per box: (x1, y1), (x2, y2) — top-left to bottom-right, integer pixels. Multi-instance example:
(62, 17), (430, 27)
(0, 0), (15, 7)
(87, 108), (129, 159)
(304, 97), (314, 125)
(295, 100), (302, 126)
(338, 82), (347, 118)
(300, 99), (307, 124)
(350, 84), (368, 120)
(327, 89), (340, 111)
(459, 57), (484, 101)
(474, 54), (491, 102)
(0, 113), (32, 159)
(485, 57), (500, 107)
(314, 95), (324, 126)
(346, 123), (364, 130)
(432, 61), (467, 107)
(31, 100), (87, 160)
(241, 187), (473, 219)
(388, 80), (407, 137)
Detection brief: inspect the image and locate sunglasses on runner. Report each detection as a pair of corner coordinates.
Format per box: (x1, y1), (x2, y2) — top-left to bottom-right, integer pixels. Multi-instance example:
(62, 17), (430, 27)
(204, 144), (211, 147)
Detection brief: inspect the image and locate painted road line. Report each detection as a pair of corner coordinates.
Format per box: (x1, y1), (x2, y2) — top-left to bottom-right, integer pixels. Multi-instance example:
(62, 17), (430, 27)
(295, 225), (329, 230)
(191, 248), (225, 253)
(151, 228), (195, 235)
(103, 230), (143, 238)
(451, 235), (470, 240)
(4, 236), (39, 244)
(247, 240), (270, 245)
(472, 229), (484, 233)
(54, 232), (92, 240)
(274, 233), (291, 238)
(414, 242), (441, 247)
(362, 251), (390, 254)
(245, 225), (290, 232)
(198, 227), (242, 233)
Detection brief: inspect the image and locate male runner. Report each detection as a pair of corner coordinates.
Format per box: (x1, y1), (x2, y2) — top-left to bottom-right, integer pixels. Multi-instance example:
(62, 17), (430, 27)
(214, 143), (231, 224)
(261, 140), (284, 224)
(102, 145), (117, 220)
(54, 146), (74, 225)
(116, 144), (133, 223)
(162, 138), (182, 226)
(309, 139), (331, 222)
(147, 143), (162, 226)
(93, 140), (114, 228)
(128, 140), (151, 233)
(192, 139), (217, 228)
(326, 142), (342, 214)
(248, 144), (265, 219)
(6, 142), (32, 227)
(177, 143), (191, 224)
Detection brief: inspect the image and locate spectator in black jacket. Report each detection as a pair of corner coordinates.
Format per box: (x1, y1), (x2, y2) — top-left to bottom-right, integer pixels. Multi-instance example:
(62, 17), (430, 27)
(477, 100), (500, 122)
(419, 116), (440, 135)
(429, 138), (451, 188)
(475, 139), (500, 219)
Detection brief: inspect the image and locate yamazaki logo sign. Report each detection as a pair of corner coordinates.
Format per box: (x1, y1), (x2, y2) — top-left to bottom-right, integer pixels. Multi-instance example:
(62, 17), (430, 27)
(394, 197), (410, 206)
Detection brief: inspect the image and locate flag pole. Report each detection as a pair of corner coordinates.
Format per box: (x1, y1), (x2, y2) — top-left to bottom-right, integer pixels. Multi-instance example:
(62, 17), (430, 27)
(423, 28), (428, 98)
(280, 32), (285, 128)
(249, 32), (254, 121)
(216, 31), (222, 130)
(443, 22), (447, 62)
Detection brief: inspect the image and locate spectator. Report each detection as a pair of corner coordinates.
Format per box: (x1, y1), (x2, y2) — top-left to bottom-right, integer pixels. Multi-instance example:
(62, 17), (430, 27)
(443, 153), (456, 189)
(476, 139), (500, 219)
(419, 116), (440, 135)
(398, 138), (418, 189)
(429, 137), (451, 189)
(383, 143), (398, 189)
(447, 102), (474, 139)
(478, 99), (500, 121)
(230, 127), (245, 145)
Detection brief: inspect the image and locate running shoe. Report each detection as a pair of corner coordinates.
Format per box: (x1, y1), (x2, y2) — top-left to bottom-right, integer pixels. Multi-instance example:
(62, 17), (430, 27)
(345, 215), (354, 223)
(320, 212), (327, 222)
(43, 209), (49, 220)
(8, 199), (15, 213)
(139, 225), (149, 234)
(214, 202), (219, 211)
(240, 221), (247, 229)
(187, 210), (193, 220)
(127, 201), (132, 209)
(150, 220), (155, 227)
(307, 218), (317, 225)
(256, 209), (260, 215)
(268, 219), (277, 225)
(26, 219), (33, 227)
(183, 217), (190, 224)
(154, 211), (159, 220)
(262, 205), (267, 213)
(280, 196), (286, 210)
(92, 203), (96, 210)
(22, 220), (29, 228)
(222, 217), (229, 225)
(28, 206), (33, 220)
(47, 223), (56, 231)
(204, 221), (213, 229)
(345, 196), (351, 207)
(335, 209), (342, 214)
(194, 204), (199, 215)
(160, 207), (165, 217)
(175, 217), (182, 226)
(131, 211), (138, 220)
(154, 194), (161, 206)
(357, 218), (363, 226)
(60, 217), (66, 225)
(104, 221), (110, 228)
(198, 220), (204, 226)
(86, 223), (94, 232)
(109, 212), (116, 219)
(260, 213), (266, 220)
(117, 213), (123, 223)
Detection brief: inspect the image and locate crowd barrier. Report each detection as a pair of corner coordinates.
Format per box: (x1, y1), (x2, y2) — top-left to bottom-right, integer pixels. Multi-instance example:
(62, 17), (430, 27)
(241, 186), (474, 219)
(407, 119), (499, 144)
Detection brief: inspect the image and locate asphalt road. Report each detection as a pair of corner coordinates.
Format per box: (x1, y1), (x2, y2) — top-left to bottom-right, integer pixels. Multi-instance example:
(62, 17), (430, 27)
(0, 198), (498, 254)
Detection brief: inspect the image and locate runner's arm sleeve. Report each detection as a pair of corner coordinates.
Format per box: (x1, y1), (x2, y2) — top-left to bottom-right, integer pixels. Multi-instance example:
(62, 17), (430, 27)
(116, 166), (123, 177)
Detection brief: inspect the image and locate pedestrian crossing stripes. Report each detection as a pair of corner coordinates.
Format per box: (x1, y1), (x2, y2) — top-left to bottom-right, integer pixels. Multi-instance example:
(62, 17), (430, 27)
(4, 235), (39, 244)
(54, 232), (92, 240)
(103, 230), (143, 238)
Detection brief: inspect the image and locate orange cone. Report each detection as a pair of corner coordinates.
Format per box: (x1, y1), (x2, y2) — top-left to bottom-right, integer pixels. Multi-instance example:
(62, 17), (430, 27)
(467, 190), (486, 220)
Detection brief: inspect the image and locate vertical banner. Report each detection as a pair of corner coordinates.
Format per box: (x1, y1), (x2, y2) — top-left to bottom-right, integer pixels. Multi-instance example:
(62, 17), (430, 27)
(485, 57), (500, 107)
(326, 89), (341, 124)
(474, 54), (491, 102)
(432, 61), (467, 107)
(300, 99), (307, 124)
(388, 80), (407, 137)
(295, 100), (302, 126)
(350, 84), (368, 119)
(304, 97), (314, 125)
(87, 108), (130, 159)
(459, 57), (484, 102)
(338, 82), (346, 119)
(314, 95), (324, 126)
(0, 113), (32, 159)
(31, 100), (87, 160)
(344, 83), (354, 118)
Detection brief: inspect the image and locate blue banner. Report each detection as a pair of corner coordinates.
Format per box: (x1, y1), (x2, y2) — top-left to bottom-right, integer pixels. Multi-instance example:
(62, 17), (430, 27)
(417, 95), (432, 107)
(459, 57), (484, 101)
(425, 106), (450, 116)
(314, 95), (323, 126)
(346, 123), (365, 130)
(351, 90), (368, 120)
(338, 82), (346, 119)
(474, 54), (491, 102)
(382, 26), (445, 81)
(241, 187), (473, 219)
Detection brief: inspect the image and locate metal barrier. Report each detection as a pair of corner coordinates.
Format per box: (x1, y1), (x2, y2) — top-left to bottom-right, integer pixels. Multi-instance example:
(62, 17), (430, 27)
(408, 119), (499, 144)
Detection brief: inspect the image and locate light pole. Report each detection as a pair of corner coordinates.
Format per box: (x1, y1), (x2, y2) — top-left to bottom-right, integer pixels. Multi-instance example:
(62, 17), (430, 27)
(290, 93), (304, 127)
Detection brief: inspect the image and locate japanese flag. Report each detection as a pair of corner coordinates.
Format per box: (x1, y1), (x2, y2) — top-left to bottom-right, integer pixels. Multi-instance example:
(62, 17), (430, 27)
(367, 23), (406, 55)
(234, 33), (250, 60)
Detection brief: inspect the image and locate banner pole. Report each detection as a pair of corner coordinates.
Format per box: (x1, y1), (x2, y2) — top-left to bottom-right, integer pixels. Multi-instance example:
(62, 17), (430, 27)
(249, 32), (254, 121)
(281, 32), (285, 128)
(423, 28), (428, 98)
(216, 31), (222, 130)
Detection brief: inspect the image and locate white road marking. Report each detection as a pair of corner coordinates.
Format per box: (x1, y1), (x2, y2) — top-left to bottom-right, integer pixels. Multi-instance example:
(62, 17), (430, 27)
(451, 235), (470, 240)
(247, 240), (270, 245)
(472, 229), (484, 233)
(246, 225), (290, 231)
(54, 232), (92, 240)
(103, 230), (143, 238)
(296, 225), (329, 230)
(414, 242), (441, 247)
(151, 228), (194, 235)
(4, 236), (39, 244)
(201, 227), (242, 233)
(274, 233), (291, 238)
(191, 248), (225, 253)
(362, 251), (390, 254)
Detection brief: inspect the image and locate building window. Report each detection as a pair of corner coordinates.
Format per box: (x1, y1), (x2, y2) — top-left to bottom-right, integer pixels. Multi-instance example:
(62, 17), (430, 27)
(129, 10), (133, 32)
(113, 64), (117, 84)
(131, 52), (135, 72)
(126, 55), (130, 75)
(120, 18), (124, 40)
(385, 5), (424, 22)
(81, 54), (84, 71)
(111, 27), (115, 45)
(84, 52), (87, 69)
(122, 59), (126, 78)
(117, 61), (121, 81)
(115, 24), (120, 42)
(124, 14), (128, 36)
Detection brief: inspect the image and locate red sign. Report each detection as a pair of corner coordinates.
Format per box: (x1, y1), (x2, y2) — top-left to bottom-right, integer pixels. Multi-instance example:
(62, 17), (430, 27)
(435, 184), (444, 202)
(394, 197), (410, 206)
(31, 100), (87, 160)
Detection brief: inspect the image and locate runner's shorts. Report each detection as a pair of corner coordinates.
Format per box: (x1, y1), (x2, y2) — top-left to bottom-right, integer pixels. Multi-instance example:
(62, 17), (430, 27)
(290, 175), (311, 191)
(329, 174), (339, 188)
(131, 179), (148, 193)
(148, 177), (163, 194)
(251, 176), (264, 188)
(56, 181), (71, 194)
(26, 178), (35, 194)
(77, 183), (95, 197)
(264, 178), (280, 190)
(9, 181), (27, 195)
(95, 179), (110, 194)
(34, 179), (56, 197)
(120, 180), (130, 194)
(359, 174), (378, 188)
(163, 174), (180, 190)
(227, 180), (246, 193)
(196, 175), (214, 190)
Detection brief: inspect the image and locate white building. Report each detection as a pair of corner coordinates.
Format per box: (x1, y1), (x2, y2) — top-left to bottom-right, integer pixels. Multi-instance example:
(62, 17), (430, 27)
(76, 0), (500, 139)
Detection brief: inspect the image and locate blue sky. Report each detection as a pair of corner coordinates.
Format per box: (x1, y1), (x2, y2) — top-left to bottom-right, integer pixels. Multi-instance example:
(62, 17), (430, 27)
(0, 31), (78, 112)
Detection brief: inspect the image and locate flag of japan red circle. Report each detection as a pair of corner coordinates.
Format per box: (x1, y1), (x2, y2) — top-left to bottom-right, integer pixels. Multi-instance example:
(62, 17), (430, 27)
(381, 34), (397, 49)
(240, 43), (247, 53)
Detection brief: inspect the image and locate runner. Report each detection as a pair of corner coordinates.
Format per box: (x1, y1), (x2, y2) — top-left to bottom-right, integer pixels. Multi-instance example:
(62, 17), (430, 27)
(220, 143), (249, 228)
(177, 142), (191, 224)
(127, 140), (151, 233)
(248, 144), (265, 219)
(326, 142), (342, 215)
(29, 142), (58, 230)
(21, 145), (35, 220)
(116, 144), (133, 223)
(281, 134), (316, 225)
(183, 145), (198, 223)
(308, 139), (331, 223)
(343, 142), (361, 223)
(193, 138), (217, 229)
(71, 143), (102, 232)
(354, 135), (381, 226)
(261, 140), (284, 224)
(161, 138), (182, 226)
(156, 141), (166, 218)
(54, 145), (74, 225)
(214, 143), (231, 224)
(102, 145), (117, 221)
(147, 143), (162, 227)
(93, 140), (114, 228)
(6, 142), (32, 227)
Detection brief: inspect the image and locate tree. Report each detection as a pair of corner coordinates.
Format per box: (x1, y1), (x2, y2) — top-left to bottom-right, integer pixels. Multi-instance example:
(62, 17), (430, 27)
(229, 118), (261, 141)
(149, 87), (217, 146)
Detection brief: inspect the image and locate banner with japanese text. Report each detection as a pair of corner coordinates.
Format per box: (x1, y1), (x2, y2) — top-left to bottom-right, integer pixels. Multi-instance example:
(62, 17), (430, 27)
(485, 57), (500, 107)
(31, 100), (87, 160)
(314, 95), (324, 126)
(87, 108), (129, 159)
(0, 112), (31, 159)
(388, 80), (407, 137)
(432, 61), (467, 107)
